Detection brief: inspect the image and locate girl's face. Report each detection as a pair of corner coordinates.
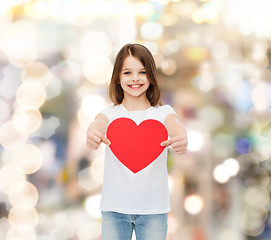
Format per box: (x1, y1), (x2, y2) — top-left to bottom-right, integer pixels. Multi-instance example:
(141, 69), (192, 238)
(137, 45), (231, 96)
(119, 55), (150, 100)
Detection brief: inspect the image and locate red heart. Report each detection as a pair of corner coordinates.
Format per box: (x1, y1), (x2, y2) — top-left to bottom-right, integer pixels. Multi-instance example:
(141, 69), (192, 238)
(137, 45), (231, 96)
(107, 118), (168, 174)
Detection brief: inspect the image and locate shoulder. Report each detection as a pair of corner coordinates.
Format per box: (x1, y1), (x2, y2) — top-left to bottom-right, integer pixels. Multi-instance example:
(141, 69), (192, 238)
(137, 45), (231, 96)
(151, 104), (176, 124)
(153, 104), (176, 114)
(99, 104), (123, 123)
(100, 104), (121, 115)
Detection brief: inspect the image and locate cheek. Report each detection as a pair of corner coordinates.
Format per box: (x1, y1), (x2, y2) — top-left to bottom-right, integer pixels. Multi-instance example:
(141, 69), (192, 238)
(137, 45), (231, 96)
(119, 76), (124, 84)
(145, 75), (150, 84)
(119, 79), (126, 90)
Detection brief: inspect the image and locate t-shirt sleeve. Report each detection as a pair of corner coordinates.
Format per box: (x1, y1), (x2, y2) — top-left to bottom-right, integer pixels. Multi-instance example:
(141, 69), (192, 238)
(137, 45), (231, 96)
(163, 104), (176, 115)
(160, 104), (176, 123)
(99, 105), (114, 122)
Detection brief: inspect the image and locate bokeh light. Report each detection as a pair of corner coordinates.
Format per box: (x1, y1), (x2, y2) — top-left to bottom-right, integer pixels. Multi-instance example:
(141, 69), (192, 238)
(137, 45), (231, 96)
(13, 144), (43, 174)
(185, 47), (208, 61)
(55, 0), (94, 26)
(224, 0), (271, 37)
(140, 22), (164, 40)
(80, 31), (112, 57)
(240, 205), (267, 237)
(90, 155), (104, 184)
(0, 20), (36, 50)
(16, 80), (46, 110)
(254, 136), (271, 161)
(0, 165), (26, 194)
(0, 121), (28, 150)
(213, 158), (240, 184)
(216, 229), (240, 240)
(24, 0), (50, 19)
(251, 83), (269, 111)
(236, 138), (251, 154)
(136, 2), (154, 18)
(1, 20), (37, 67)
(84, 194), (102, 219)
(78, 94), (107, 129)
(78, 167), (100, 192)
(76, 220), (101, 240)
(8, 205), (39, 230)
(167, 214), (179, 235)
(187, 130), (204, 152)
(12, 108), (42, 134)
(7, 226), (37, 240)
(7, 44), (37, 68)
(161, 59), (177, 75)
(21, 62), (51, 87)
(244, 187), (269, 207)
(213, 164), (230, 184)
(8, 181), (39, 207)
(184, 194), (204, 215)
(249, 106), (271, 127)
(83, 56), (112, 84)
(245, 166), (270, 188)
(45, 75), (62, 100)
(223, 158), (240, 177)
(0, 4), (13, 28)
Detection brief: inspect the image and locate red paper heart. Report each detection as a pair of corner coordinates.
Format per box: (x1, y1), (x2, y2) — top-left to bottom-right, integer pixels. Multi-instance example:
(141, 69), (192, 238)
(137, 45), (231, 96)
(107, 118), (168, 173)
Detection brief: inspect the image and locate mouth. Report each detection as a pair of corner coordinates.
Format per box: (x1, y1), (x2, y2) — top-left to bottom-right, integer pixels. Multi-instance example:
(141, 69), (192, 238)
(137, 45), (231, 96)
(128, 84), (143, 89)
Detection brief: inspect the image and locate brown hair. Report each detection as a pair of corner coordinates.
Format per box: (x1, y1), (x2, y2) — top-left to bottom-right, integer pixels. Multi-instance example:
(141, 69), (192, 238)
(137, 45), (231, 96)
(109, 43), (161, 106)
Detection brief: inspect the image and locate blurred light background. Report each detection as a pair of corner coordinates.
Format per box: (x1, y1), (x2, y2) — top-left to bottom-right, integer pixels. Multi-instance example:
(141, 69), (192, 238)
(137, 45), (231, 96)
(0, 0), (271, 240)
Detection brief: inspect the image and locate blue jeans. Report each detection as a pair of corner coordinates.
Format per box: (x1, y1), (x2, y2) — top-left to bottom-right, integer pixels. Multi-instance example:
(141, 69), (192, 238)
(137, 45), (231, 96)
(101, 211), (168, 240)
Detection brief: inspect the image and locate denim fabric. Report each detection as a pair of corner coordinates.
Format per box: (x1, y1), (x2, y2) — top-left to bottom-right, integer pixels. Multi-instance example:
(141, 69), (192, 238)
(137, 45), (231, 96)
(101, 211), (168, 240)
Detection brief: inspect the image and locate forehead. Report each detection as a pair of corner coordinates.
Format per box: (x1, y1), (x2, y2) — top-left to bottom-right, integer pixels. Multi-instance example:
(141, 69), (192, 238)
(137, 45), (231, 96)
(122, 55), (144, 69)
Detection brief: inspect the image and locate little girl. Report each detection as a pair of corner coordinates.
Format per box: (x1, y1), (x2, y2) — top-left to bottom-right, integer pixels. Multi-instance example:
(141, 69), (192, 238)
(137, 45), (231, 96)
(87, 43), (187, 240)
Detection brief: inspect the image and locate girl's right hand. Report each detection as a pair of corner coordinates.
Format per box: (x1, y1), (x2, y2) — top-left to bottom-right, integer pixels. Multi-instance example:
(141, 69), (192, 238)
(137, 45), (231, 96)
(87, 128), (111, 150)
(86, 113), (110, 150)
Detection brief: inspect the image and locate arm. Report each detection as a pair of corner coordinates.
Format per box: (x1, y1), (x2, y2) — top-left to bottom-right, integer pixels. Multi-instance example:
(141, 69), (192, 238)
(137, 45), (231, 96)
(161, 113), (188, 155)
(86, 113), (111, 150)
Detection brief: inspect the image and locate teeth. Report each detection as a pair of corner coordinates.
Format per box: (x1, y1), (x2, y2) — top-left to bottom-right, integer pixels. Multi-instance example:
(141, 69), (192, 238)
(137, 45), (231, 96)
(129, 84), (142, 88)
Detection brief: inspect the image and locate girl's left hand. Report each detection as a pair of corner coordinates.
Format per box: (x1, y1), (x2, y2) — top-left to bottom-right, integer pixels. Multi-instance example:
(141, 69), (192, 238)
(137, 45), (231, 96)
(161, 136), (187, 155)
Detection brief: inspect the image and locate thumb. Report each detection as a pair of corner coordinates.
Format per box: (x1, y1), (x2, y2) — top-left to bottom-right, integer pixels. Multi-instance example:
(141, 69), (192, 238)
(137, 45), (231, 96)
(160, 139), (172, 147)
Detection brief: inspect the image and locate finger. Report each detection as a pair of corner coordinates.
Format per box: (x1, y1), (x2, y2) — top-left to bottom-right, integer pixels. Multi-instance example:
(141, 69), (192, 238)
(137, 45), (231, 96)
(162, 136), (183, 147)
(172, 142), (187, 150)
(175, 150), (187, 155)
(87, 141), (99, 150)
(93, 135), (103, 144)
(160, 139), (173, 147)
(171, 141), (183, 149)
(101, 135), (111, 145)
(182, 136), (188, 146)
(95, 132), (111, 145)
(175, 144), (187, 153)
(173, 147), (187, 153)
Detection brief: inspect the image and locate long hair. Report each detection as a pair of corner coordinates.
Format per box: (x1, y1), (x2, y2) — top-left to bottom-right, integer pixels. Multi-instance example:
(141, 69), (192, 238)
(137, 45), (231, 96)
(109, 43), (161, 106)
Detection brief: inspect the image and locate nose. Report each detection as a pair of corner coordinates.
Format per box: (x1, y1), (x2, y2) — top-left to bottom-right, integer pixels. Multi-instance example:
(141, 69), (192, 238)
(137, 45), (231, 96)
(132, 73), (139, 82)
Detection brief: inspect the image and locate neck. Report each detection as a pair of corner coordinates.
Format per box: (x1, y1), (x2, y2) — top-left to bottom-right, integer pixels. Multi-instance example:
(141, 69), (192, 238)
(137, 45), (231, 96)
(121, 97), (151, 111)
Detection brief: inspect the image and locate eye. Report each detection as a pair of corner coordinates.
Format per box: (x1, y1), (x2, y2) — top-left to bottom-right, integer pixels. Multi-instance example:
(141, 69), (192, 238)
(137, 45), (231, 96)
(123, 72), (130, 75)
(140, 71), (146, 74)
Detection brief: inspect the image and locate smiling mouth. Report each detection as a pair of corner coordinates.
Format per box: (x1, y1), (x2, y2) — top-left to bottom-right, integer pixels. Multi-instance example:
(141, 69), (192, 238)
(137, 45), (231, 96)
(128, 84), (143, 88)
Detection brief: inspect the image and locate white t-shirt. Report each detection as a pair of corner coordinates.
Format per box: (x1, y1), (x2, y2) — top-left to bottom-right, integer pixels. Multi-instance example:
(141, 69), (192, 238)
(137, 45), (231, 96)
(99, 104), (176, 214)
